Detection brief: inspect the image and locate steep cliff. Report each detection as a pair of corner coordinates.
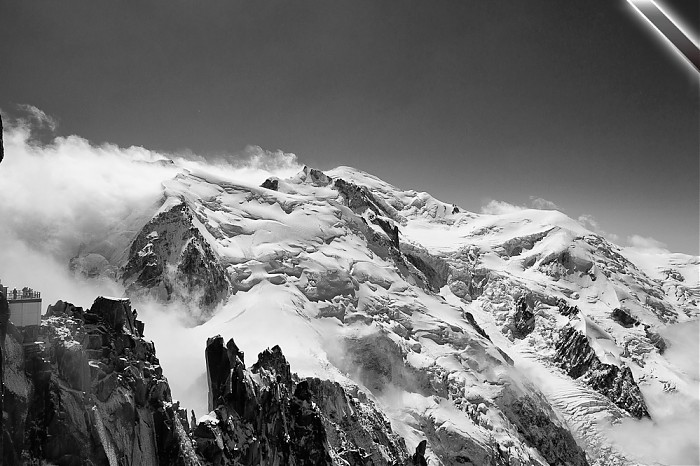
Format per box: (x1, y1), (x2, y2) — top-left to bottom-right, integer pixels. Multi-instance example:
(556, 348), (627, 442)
(0, 113), (4, 164)
(194, 335), (409, 465)
(121, 201), (230, 316)
(1, 296), (198, 465)
(554, 325), (649, 419)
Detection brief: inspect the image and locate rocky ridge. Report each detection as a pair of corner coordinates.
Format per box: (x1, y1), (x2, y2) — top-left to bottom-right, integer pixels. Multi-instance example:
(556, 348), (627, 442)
(194, 335), (409, 465)
(1, 295), (196, 465)
(554, 326), (649, 418)
(1, 292), (434, 466)
(122, 165), (594, 465)
(121, 200), (230, 317)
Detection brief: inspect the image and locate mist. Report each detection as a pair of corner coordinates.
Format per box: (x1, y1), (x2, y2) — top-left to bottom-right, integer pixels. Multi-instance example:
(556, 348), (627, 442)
(0, 108), (302, 297)
(604, 320), (700, 466)
(0, 107), (304, 419)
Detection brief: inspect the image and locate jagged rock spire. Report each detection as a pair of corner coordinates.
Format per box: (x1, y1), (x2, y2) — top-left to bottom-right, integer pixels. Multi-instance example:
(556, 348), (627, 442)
(411, 440), (428, 466)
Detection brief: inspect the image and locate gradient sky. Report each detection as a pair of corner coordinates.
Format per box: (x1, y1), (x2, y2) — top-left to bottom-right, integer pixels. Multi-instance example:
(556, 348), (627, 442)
(1, 0), (698, 254)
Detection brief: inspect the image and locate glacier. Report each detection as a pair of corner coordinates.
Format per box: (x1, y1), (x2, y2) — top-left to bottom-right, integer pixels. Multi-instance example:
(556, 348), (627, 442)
(2, 149), (698, 465)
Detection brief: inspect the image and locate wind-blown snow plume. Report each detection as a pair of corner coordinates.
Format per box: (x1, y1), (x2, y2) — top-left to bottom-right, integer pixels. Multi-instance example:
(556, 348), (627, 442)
(480, 199), (525, 215)
(529, 196), (560, 210)
(0, 107), (302, 306)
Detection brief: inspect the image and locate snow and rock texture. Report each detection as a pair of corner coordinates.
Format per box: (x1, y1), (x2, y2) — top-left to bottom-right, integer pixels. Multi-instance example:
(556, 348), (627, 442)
(19, 162), (697, 465)
(161, 164), (695, 465)
(0, 295), (197, 465)
(121, 200), (231, 317)
(361, 166), (699, 465)
(105, 164), (598, 466)
(194, 335), (409, 465)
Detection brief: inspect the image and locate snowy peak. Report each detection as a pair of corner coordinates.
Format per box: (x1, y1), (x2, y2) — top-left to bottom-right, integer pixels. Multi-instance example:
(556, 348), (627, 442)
(59, 163), (697, 465)
(121, 199), (231, 317)
(138, 166), (596, 464)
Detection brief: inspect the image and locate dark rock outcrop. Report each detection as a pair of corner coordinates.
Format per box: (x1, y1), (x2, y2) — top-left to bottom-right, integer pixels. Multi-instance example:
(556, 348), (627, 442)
(464, 310), (491, 340)
(334, 178), (403, 233)
(511, 295), (536, 339)
(645, 327), (667, 354)
(495, 390), (590, 466)
(302, 166), (334, 186)
(401, 243), (450, 292)
(496, 229), (551, 258)
(261, 177), (279, 191)
(556, 299), (580, 317)
(411, 440), (428, 466)
(554, 325), (650, 418)
(0, 114), (4, 164)
(1, 297), (198, 465)
(0, 289), (10, 462)
(335, 177), (453, 293)
(539, 248), (595, 281)
(194, 336), (408, 465)
(121, 201), (230, 315)
(611, 308), (639, 328)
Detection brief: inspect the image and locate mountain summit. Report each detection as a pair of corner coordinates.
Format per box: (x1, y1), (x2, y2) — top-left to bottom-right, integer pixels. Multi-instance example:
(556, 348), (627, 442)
(5, 161), (699, 465)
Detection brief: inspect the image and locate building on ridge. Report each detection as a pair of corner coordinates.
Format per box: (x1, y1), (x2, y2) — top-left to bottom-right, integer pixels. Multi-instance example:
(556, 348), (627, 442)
(0, 278), (41, 327)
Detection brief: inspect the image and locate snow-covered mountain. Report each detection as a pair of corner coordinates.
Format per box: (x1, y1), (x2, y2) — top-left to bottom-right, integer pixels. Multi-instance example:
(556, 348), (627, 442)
(54, 163), (700, 465)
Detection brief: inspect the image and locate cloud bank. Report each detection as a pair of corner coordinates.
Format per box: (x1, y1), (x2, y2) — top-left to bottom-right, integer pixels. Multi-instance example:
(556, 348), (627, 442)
(605, 322), (699, 465)
(529, 196), (560, 210)
(0, 106), (303, 307)
(626, 234), (670, 253)
(480, 196), (562, 215)
(0, 106), (306, 416)
(480, 199), (525, 215)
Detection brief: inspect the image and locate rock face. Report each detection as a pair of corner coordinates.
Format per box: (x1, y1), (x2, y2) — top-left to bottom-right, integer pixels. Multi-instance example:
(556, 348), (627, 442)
(194, 336), (408, 465)
(495, 389), (590, 466)
(0, 289), (10, 462)
(261, 177), (279, 191)
(1, 297), (198, 465)
(0, 113), (4, 164)
(410, 440), (428, 466)
(554, 325), (650, 418)
(335, 178), (402, 251)
(7, 163), (694, 465)
(121, 201), (230, 316)
(511, 295), (536, 339)
(611, 308), (639, 328)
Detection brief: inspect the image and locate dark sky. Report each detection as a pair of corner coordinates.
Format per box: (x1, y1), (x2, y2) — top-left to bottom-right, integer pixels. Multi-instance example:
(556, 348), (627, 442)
(1, 0), (698, 253)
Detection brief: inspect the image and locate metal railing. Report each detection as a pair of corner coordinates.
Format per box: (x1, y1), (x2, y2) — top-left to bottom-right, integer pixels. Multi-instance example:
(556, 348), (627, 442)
(6, 289), (41, 300)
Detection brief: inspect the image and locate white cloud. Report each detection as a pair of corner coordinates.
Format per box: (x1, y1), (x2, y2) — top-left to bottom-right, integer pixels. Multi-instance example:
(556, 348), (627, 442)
(529, 196), (560, 210)
(577, 213), (601, 231)
(236, 145), (300, 171)
(577, 214), (620, 243)
(0, 107), (306, 418)
(0, 106), (304, 298)
(16, 103), (58, 132)
(605, 393), (699, 465)
(481, 196), (560, 214)
(605, 321), (699, 465)
(0, 128), (179, 263)
(480, 199), (525, 215)
(626, 234), (670, 253)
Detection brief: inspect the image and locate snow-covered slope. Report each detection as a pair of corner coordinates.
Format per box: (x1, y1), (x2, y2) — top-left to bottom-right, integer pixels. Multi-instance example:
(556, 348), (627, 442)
(72, 164), (699, 465)
(328, 166), (699, 465)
